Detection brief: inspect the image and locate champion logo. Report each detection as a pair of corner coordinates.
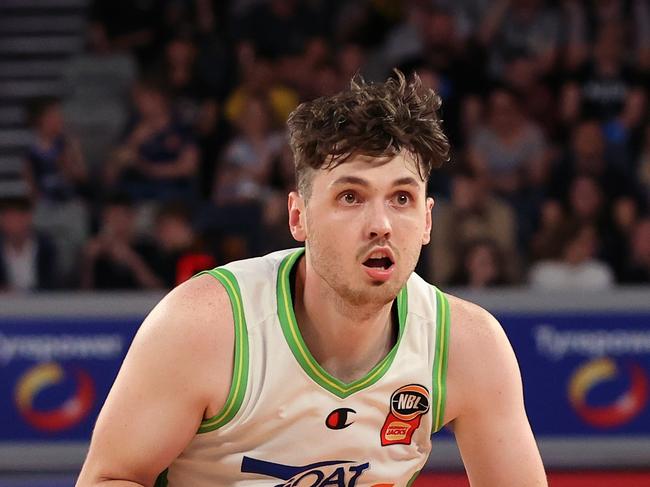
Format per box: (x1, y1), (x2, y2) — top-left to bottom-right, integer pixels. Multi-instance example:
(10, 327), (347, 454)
(326, 408), (356, 430)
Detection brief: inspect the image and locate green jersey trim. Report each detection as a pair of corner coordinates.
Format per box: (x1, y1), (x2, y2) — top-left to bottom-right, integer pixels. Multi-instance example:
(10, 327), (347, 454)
(406, 469), (421, 487)
(276, 248), (408, 399)
(432, 288), (450, 433)
(196, 268), (250, 433)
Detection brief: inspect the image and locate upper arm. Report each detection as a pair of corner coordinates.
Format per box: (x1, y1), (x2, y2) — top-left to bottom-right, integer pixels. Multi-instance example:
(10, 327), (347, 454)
(444, 296), (547, 487)
(77, 275), (234, 486)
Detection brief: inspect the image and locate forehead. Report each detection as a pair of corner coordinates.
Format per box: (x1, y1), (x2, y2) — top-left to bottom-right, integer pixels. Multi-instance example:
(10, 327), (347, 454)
(313, 151), (426, 190)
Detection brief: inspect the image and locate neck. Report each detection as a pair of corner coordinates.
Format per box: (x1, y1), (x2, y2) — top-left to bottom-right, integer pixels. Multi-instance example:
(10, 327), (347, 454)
(292, 256), (397, 383)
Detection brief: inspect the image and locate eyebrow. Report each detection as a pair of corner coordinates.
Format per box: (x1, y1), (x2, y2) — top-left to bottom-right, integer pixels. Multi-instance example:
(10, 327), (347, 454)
(329, 175), (421, 189)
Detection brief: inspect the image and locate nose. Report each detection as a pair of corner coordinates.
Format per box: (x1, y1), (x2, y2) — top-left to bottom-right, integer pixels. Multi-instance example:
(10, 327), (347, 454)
(365, 200), (392, 241)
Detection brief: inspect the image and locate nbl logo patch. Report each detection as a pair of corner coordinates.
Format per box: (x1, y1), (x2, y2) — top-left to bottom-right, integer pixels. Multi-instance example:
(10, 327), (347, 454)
(380, 384), (430, 446)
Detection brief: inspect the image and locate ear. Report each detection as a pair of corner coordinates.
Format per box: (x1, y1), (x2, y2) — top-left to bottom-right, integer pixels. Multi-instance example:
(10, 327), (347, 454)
(288, 191), (307, 242)
(421, 197), (434, 245)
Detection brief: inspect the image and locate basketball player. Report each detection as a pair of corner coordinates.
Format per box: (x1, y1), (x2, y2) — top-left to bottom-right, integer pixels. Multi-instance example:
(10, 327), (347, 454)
(77, 72), (547, 486)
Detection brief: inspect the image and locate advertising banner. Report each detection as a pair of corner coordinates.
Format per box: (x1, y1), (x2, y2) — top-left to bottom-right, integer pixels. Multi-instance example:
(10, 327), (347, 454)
(0, 318), (140, 441)
(2, 311), (650, 444)
(500, 312), (650, 436)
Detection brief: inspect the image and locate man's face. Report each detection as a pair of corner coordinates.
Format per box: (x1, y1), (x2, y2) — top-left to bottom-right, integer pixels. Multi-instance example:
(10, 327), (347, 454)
(289, 152), (433, 307)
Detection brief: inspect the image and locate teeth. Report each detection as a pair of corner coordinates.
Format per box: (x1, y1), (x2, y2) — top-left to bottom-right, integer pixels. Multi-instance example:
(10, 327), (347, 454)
(369, 252), (388, 259)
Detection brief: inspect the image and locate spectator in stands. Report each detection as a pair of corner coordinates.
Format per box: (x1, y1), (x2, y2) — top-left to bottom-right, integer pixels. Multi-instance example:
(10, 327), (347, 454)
(393, 6), (479, 147)
(271, 37), (338, 100)
(149, 203), (215, 288)
(605, 196), (641, 279)
(205, 96), (285, 258)
(212, 96), (285, 207)
(62, 22), (137, 176)
(106, 78), (199, 203)
(530, 200), (572, 262)
(257, 142), (298, 254)
(620, 218), (650, 283)
(157, 36), (217, 135)
(386, 6), (480, 140)
(467, 86), (550, 246)
(0, 196), (57, 292)
(468, 86), (549, 197)
(448, 239), (510, 289)
(225, 54), (298, 129)
(635, 0), (650, 71)
(478, 0), (561, 78)
(24, 96), (89, 286)
(534, 175), (627, 271)
(90, 0), (165, 69)
(427, 169), (519, 285)
(156, 35), (226, 200)
(502, 50), (557, 137)
(561, 0), (589, 72)
(235, 0), (320, 59)
(638, 123), (650, 209)
(529, 225), (614, 290)
(567, 176), (606, 230)
(29, 0), (650, 290)
(81, 194), (161, 290)
(560, 20), (646, 167)
(563, 0), (639, 70)
(381, 1), (441, 71)
(446, 0), (492, 45)
(548, 120), (634, 204)
(574, 176), (639, 274)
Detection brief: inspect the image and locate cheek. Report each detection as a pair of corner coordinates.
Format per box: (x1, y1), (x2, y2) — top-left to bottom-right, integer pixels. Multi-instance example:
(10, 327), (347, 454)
(398, 213), (427, 237)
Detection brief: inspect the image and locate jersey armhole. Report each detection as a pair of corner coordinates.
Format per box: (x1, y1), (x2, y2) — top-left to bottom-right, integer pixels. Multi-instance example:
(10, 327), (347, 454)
(431, 288), (450, 433)
(194, 268), (250, 433)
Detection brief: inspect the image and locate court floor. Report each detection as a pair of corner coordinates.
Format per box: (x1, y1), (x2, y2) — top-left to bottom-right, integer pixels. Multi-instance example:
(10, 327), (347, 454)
(2, 471), (650, 486)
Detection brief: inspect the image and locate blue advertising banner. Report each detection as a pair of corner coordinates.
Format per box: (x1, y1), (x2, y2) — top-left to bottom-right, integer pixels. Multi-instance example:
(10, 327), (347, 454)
(2, 311), (650, 443)
(500, 313), (650, 436)
(0, 318), (141, 441)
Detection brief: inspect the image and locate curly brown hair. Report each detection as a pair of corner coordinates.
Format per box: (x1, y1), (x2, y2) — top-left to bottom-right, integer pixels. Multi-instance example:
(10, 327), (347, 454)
(287, 70), (450, 199)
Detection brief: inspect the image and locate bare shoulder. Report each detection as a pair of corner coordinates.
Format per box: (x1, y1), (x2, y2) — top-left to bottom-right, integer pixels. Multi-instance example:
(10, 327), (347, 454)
(140, 273), (233, 341)
(443, 293), (521, 423)
(440, 295), (547, 485)
(445, 293), (505, 346)
(76, 274), (235, 486)
(133, 273), (235, 411)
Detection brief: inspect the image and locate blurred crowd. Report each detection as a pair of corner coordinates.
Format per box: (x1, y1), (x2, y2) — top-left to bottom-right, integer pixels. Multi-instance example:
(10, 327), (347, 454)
(1, 0), (649, 292)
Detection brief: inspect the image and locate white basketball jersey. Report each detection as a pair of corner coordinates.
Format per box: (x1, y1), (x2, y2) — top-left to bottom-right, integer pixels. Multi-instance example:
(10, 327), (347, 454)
(157, 248), (450, 487)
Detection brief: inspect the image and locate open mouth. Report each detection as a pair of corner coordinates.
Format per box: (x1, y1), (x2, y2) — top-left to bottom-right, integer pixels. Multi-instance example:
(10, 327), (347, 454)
(362, 256), (394, 270)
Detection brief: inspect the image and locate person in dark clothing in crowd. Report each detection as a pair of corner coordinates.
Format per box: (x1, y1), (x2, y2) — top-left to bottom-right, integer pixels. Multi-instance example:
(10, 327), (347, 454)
(106, 78), (200, 203)
(81, 194), (161, 290)
(449, 238), (511, 289)
(24, 96), (89, 284)
(0, 197), (57, 292)
(149, 202), (216, 288)
(620, 218), (650, 283)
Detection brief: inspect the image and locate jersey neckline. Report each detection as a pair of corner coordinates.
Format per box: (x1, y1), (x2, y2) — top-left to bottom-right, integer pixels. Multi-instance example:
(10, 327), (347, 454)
(276, 248), (408, 399)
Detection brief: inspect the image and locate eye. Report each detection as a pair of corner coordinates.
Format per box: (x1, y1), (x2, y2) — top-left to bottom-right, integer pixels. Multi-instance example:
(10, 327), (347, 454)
(339, 191), (359, 205)
(394, 192), (411, 206)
